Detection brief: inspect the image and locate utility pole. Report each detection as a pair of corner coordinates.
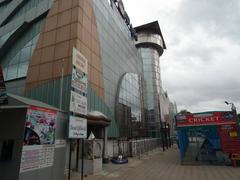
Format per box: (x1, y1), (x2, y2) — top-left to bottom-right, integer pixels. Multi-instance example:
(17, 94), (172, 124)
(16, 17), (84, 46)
(59, 59), (64, 109)
(157, 96), (165, 151)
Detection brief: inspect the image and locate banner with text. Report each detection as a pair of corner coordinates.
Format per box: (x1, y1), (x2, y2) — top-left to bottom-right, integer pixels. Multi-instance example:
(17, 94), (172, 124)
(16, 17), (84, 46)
(176, 111), (236, 127)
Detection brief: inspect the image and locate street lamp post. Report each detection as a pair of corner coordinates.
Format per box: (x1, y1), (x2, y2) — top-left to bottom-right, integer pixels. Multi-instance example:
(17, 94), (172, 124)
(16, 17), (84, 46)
(225, 101), (237, 115)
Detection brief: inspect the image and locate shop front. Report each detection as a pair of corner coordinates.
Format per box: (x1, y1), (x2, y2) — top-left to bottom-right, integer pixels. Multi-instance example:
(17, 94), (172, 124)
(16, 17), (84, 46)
(176, 111), (240, 166)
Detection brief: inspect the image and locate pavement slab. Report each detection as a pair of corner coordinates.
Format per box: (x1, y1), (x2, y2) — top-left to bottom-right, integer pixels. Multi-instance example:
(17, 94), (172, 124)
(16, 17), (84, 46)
(70, 146), (240, 180)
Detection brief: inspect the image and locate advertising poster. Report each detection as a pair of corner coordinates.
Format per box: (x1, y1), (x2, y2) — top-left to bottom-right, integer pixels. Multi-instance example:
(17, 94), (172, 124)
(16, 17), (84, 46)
(69, 90), (87, 115)
(0, 66), (7, 104)
(24, 106), (57, 145)
(69, 116), (87, 139)
(20, 106), (57, 173)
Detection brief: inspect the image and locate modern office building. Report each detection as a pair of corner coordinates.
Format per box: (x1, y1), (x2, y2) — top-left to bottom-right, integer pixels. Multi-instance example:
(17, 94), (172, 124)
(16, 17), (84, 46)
(0, 0), (176, 141)
(0, 0), (178, 179)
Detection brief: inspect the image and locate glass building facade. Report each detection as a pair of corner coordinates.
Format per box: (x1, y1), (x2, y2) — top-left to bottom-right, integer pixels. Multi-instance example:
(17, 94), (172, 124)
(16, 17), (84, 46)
(0, 0), (53, 94)
(92, 0), (144, 137)
(0, 0), (174, 139)
(116, 73), (145, 138)
(2, 19), (44, 81)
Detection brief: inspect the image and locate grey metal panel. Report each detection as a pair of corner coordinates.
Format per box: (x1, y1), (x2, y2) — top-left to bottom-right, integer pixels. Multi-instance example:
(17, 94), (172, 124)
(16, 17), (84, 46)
(52, 112), (67, 180)
(36, 0), (49, 16)
(0, 0), (52, 37)
(7, 93), (61, 111)
(37, 167), (53, 180)
(0, 0), (11, 4)
(24, 6), (37, 22)
(19, 167), (52, 180)
(19, 170), (37, 180)
(5, 78), (25, 88)
(55, 112), (68, 139)
(52, 148), (66, 180)
(0, 108), (27, 180)
(0, 0), (23, 26)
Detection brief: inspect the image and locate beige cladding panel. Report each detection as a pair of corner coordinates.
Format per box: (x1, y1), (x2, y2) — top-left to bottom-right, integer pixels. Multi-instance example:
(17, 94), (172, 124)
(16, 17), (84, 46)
(26, 0), (104, 99)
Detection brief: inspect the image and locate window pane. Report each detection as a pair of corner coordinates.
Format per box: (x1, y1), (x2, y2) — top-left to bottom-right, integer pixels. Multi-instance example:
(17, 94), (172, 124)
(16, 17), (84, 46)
(6, 65), (18, 80)
(18, 62), (28, 78)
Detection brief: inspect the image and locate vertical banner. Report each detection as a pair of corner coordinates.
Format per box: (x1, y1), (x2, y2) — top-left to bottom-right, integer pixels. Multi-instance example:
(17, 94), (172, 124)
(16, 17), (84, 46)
(0, 66), (7, 104)
(72, 47), (88, 95)
(70, 47), (88, 116)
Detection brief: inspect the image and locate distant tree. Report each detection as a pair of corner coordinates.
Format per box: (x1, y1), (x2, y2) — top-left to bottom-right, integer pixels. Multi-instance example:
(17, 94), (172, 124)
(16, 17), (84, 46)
(178, 109), (191, 115)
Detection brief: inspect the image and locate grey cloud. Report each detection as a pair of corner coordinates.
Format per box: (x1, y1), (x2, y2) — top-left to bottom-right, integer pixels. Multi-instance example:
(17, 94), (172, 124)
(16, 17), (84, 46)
(176, 0), (240, 43)
(172, 45), (223, 64)
(165, 68), (240, 112)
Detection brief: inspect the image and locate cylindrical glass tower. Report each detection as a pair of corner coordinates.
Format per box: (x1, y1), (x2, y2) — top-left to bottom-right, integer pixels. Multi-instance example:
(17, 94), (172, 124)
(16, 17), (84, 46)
(135, 21), (166, 137)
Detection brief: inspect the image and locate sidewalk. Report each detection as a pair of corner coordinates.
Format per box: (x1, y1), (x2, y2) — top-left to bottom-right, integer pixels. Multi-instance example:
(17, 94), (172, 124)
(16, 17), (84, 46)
(71, 145), (240, 180)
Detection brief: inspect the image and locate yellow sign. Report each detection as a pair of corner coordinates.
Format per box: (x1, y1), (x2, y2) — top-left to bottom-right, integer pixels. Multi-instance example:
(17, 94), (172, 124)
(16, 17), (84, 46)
(229, 131), (238, 137)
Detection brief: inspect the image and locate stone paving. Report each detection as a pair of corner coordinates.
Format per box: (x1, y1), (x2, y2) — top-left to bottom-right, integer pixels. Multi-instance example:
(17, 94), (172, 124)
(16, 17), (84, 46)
(71, 145), (240, 180)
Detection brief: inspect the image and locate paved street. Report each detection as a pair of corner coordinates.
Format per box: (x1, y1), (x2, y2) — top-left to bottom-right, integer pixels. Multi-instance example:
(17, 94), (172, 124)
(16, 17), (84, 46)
(71, 145), (240, 180)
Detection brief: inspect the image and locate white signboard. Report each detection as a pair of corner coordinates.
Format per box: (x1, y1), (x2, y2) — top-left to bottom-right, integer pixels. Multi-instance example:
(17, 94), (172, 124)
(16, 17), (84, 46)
(69, 90), (87, 115)
(55, 139), (66, 148)
(20, 145), (54, 173)
(72, 48), (88, 94)
(73, 47), (88, 74)
(71, 67), (87, 94)
(69, 116), (87, 139)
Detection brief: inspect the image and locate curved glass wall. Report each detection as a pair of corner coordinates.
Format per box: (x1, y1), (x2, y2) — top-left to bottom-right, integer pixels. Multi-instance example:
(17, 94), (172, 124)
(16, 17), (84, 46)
(0, 0), (12, 15)
(1, 0), (52, 27)
(139, 48), (161, 109)
(1, 18), (44, 81)
(5, 0), (43, 24)
(0, 28), (17, 47)
(116, 73), (145, 138)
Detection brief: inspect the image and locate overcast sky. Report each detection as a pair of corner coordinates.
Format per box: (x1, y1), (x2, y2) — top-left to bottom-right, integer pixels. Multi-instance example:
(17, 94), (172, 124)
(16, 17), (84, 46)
(124, 0), (240, 113)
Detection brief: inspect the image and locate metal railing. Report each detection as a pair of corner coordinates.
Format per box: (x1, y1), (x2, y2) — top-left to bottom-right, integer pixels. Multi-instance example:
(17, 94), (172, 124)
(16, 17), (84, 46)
(129, 138), (162, 157)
